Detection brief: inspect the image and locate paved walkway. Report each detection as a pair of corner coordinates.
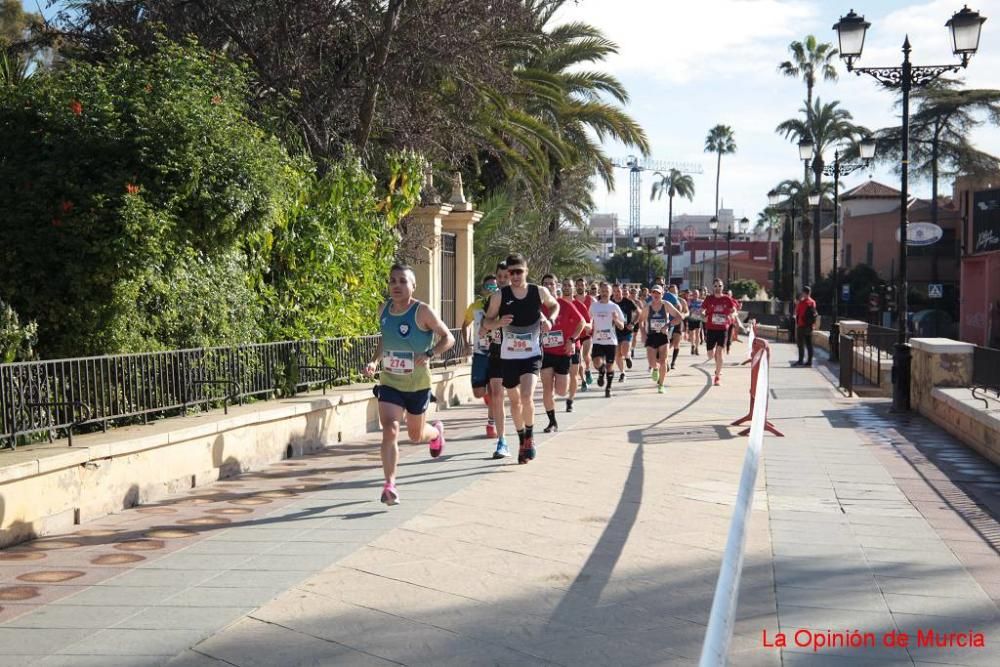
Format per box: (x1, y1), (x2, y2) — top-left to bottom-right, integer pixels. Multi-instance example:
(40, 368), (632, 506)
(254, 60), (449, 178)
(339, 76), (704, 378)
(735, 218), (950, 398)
(0, 338), (998, 666)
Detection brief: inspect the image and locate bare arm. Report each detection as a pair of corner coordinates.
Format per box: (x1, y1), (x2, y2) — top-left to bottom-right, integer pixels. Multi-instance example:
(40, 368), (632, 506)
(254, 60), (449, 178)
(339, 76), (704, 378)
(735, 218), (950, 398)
(416, 304), (456, 364)
(537, 286), (558, 333)
(364, 303), (387, 377)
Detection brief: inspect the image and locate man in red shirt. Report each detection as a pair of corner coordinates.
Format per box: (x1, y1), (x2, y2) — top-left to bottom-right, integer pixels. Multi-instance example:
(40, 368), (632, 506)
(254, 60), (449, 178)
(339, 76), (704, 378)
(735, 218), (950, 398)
(794, 285), (818, 367)
(573, 276), (596, 391)
(539, 275), (586, 432)
(702, 278), (744, 386)
(561, 277), (590, 412)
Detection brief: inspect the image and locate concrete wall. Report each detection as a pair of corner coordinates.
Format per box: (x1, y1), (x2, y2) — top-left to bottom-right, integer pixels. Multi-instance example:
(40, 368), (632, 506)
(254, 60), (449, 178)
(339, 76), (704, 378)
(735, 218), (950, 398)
(910, 338), (1000, 466)
(0, 366), (473, 548)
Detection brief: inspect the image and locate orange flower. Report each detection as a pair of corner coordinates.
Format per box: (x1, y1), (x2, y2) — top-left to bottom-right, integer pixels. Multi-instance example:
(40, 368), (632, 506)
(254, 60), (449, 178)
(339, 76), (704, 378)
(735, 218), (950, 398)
(144, 84), (153, 94)
(125, 183), (141, 195)
(69, 99), (83, 116)
(60, 200), (74, 214)
(210, 94), (222, 105)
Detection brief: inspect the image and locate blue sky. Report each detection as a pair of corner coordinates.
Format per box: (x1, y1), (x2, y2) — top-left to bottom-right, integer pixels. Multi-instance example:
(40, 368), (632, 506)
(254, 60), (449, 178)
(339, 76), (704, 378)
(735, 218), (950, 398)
(556, 0), (1000, 227)
(26, 1), (1000, 226)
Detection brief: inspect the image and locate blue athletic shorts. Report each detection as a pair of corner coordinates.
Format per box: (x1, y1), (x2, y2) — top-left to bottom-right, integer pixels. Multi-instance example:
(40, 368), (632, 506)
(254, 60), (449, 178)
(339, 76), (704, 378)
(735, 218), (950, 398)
(471, 354), (489, 388)
(377, 385), (432, 415)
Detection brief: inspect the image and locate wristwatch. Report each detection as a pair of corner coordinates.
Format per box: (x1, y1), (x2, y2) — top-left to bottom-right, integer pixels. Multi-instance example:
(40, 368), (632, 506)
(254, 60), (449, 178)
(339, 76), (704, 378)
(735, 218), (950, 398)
(425, 349), (435, 360)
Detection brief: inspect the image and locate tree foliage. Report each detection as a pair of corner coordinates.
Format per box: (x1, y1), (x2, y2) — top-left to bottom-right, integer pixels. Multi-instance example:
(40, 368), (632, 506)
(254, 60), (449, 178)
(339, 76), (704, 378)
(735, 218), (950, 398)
(0, 37), (421, 357)
(704, 124), (736, 218)
(728, 278), (761, 300)
(603, 250), (666, 285)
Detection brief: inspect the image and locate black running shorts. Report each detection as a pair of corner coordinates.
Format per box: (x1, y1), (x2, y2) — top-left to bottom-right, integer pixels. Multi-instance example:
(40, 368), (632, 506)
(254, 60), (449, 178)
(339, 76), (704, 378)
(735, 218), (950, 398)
(542, 353), (571, 375)
(501, 356), (542, 389)
(705, 329), (728, 351)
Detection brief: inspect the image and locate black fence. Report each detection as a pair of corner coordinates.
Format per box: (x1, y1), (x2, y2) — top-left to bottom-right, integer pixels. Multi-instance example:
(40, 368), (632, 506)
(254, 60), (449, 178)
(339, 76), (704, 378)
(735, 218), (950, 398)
(972, 345), (1000, 406)
(1, 329), (468, 449)
(837, 325), (899, 394)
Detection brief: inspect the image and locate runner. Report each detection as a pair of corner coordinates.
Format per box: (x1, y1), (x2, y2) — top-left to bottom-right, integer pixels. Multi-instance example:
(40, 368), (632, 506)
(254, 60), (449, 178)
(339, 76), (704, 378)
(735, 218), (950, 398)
(703, 279), (745, 386)
(561, 278), (589, 412)
(540, 274), (585, 433)
(573, 277), (595, 390)
(588, 282), (626, 399)
(688, 288), (704, 355)
(484, 253), (559, 464)
(486, 261), (511, 457)
(667, 284), (688, 370)
(636, 284), (684, 393)
(628, 286), (643, 358)
(364, 264), (455, 506)
(612, 283), (638, 383)
(725, 289), (740, 352)
(461, 274), (499, 437)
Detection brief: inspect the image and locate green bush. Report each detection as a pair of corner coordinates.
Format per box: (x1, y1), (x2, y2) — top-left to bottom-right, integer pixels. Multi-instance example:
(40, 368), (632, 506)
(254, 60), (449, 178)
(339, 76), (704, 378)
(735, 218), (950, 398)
(256, 150), (423, 341)
(729, 278), (761, 300)
(0, 299), (37, 362)
(0, 37), (295, 356)
(0, 36), (424, 358)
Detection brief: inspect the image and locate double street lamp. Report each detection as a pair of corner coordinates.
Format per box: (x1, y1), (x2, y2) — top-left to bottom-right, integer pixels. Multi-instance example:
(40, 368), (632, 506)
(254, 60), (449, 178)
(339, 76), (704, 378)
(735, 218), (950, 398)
(798, 138), (877, 362)
(634, 232), (666, 285)
(833, 5), (986, 411)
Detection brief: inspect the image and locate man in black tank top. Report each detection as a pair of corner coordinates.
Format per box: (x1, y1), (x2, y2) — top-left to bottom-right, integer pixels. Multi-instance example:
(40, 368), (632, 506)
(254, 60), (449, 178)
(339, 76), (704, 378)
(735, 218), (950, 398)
(484, 254), (559, 465)
(483, 262), (510, 458)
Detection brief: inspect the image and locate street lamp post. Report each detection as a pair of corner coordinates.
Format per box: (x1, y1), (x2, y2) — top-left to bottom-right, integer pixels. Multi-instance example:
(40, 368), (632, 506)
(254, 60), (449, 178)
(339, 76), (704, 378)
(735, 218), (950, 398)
(769, 189), (798, 304)
(725, 217), (750, 284)
(709, 216), (720, 286)
(634, 232), (666, 285)
(834, 6), (986, 411)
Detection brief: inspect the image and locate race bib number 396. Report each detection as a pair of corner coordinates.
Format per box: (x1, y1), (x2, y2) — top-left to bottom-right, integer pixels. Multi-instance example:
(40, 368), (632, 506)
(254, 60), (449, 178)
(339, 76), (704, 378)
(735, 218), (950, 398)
(711, 313), (728, 326)
(505, 332), (535, 353)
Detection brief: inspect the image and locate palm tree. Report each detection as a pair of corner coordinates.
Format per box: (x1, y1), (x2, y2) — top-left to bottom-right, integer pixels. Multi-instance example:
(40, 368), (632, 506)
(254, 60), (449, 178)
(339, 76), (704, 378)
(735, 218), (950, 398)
(778, 35), (839, 183)
(704, 124), (736, 218)
(650, 168), (696, 281)
(843, 79), (1000, 227)
(755, 210), (779, 242)
(773, 177), (838, 293)
(776, 98), (867, 283)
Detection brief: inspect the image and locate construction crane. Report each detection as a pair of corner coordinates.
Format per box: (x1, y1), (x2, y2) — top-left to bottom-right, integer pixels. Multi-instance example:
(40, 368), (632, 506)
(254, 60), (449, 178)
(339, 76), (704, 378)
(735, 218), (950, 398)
(610, 156), (704, 240)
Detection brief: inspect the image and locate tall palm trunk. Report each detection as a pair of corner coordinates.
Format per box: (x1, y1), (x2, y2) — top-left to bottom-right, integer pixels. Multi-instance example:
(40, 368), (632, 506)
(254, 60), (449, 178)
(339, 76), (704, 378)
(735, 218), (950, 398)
(801, 218), (813, 289)
(931, 120), (941, 282)
(666, 194), (674, 281)
(714, 150), (722, 216)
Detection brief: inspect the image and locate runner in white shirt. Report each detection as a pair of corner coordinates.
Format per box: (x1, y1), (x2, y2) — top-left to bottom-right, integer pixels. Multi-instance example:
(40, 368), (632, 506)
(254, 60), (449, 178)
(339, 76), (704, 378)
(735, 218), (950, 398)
(589, 282), (626, 399)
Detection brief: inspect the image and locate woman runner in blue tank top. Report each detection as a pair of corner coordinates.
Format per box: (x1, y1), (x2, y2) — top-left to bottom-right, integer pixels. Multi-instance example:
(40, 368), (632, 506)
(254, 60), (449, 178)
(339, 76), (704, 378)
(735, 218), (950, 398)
(364, 264), (455, 506)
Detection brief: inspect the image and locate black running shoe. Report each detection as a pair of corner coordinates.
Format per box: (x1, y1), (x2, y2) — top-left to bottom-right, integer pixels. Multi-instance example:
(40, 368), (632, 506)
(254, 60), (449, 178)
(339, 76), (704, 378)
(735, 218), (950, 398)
(566, 400), (574, 413)
(625, 357), (632, 369)
(543, 422), (558, 433)
(605, 387), (612, 398)
(618, 372), (625, 383)
(597, 370), (605, 387)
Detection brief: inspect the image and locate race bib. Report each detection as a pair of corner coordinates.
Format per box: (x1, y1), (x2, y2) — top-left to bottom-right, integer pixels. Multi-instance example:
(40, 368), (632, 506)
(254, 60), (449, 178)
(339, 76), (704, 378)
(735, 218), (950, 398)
(383, 351), (414, 375)
(649, 319), (666, 333)
(541, 330), (565, 347)
(505, 332), (537, 355)
(711, 313), (728, 326)
(594, 329), (615, 345)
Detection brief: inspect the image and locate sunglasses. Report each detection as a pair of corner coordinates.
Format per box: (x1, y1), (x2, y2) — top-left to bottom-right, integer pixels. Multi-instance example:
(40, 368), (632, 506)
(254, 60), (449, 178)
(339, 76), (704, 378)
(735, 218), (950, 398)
(509, 268), (525, 275)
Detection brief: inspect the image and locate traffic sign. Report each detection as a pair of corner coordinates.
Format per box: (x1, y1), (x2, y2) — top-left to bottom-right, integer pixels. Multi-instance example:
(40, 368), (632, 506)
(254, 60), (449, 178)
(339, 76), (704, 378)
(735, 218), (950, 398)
(928, 283), (943, 299)
(841, 284), (850, 300)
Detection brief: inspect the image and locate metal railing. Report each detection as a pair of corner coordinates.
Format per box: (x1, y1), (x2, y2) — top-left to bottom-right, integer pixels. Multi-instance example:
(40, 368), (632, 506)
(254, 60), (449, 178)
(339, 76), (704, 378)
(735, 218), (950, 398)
(1, 329), (468, 450)
(836, 325), (899, 393)
(972, 345), (1000, 407)
(839, 334), (856, 396)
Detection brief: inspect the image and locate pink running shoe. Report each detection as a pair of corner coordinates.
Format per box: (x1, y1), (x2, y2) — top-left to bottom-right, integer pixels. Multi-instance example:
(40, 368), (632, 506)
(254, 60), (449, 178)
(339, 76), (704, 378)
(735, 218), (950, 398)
(486, 421), (497, 439)
(429, 420), (445, 458)
(713, 374), (721, 386)
(380, 483), (399, 506)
